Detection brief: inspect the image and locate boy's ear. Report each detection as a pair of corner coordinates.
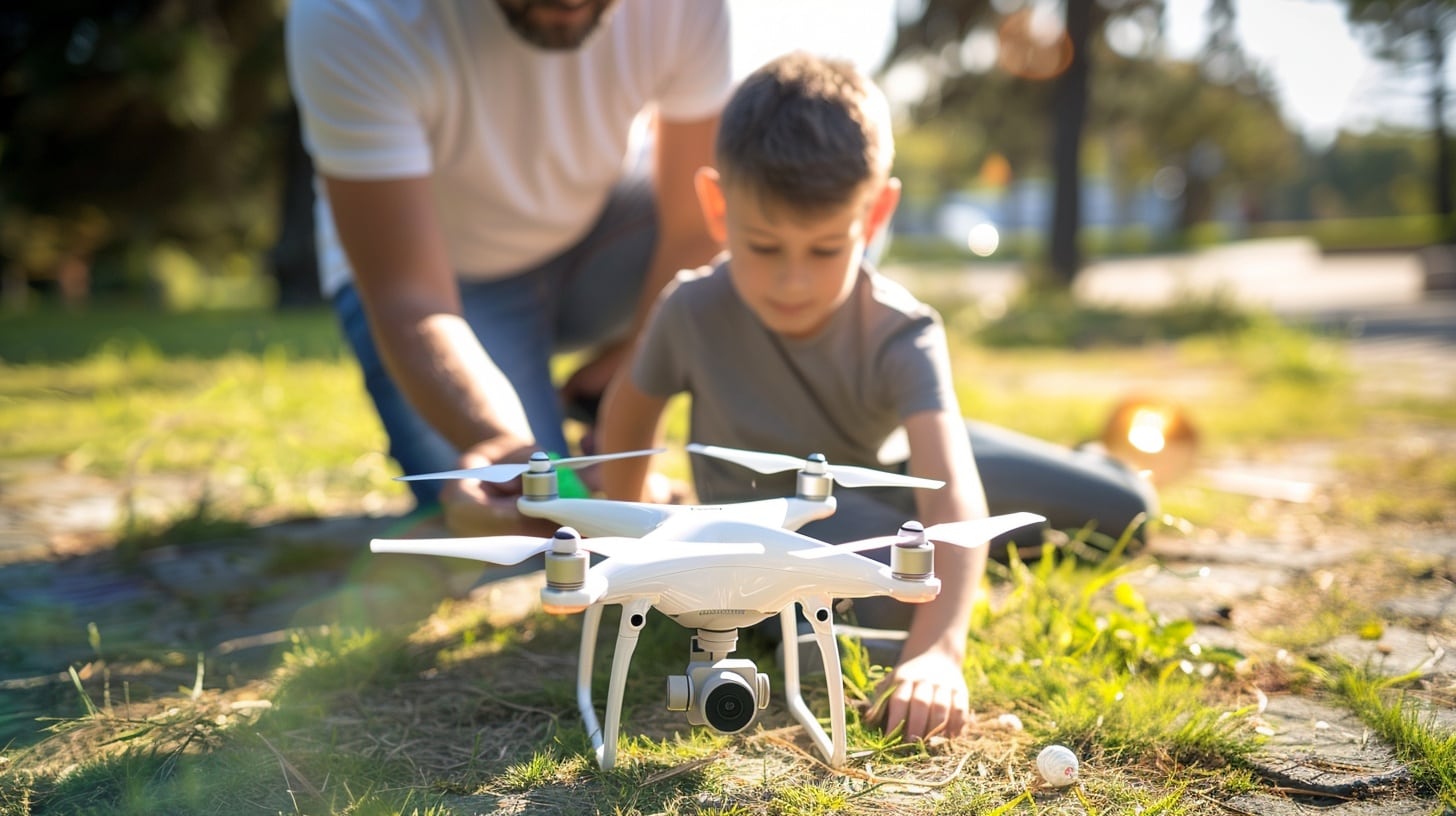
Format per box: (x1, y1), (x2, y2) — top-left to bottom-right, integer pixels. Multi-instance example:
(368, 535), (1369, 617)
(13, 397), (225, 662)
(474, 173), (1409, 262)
(864, 177), (902, 245)
(694, 167), (730, 245)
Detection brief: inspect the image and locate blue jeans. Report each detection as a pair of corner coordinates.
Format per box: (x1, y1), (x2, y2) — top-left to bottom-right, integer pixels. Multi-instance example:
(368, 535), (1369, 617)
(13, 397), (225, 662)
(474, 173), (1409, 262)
(335, 178), (658, 507)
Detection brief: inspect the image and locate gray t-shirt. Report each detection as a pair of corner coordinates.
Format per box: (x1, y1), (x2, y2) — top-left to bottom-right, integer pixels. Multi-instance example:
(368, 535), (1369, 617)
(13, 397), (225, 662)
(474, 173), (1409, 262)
(632, 260), (959, 502)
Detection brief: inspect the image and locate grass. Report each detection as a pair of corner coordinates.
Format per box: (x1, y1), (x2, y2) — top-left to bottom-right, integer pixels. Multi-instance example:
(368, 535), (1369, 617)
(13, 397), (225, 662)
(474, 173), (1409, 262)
(0, 545), (1272, 814)
(0, 305), (403, 533)
(1, 291), (1453, 813)
(1327, 662), (1456, 806)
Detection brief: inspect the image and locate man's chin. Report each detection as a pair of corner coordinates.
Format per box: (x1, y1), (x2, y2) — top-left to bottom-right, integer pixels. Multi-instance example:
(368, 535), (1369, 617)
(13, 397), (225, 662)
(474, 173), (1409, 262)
(523, 26), (596, 50)
(500, 1), (610, 50)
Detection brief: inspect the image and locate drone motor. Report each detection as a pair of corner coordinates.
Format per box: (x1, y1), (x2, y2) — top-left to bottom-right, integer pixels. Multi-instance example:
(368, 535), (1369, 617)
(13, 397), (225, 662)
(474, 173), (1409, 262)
(543, 527), (588, 589)
(796, 453), (834, 501)
(889, 520), (935, 580)
(521, 452), (559, 500)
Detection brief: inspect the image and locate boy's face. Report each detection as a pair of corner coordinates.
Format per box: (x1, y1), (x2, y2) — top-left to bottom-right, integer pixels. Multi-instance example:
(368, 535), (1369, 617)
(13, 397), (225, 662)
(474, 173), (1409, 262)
(696, 170), (900, 339)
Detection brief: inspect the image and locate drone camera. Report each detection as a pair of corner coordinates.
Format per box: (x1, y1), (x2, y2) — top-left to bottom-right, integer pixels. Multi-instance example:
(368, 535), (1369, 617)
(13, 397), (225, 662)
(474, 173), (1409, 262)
(666, 659), (770, 734)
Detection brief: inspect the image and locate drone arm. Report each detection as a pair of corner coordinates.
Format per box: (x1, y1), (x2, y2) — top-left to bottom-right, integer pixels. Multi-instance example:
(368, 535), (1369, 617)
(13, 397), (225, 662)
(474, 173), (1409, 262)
(780, 496), (839, 531)
(596, 597), (653, 771)
(782, 595), (847, 768)
(519, 497), (674, 538)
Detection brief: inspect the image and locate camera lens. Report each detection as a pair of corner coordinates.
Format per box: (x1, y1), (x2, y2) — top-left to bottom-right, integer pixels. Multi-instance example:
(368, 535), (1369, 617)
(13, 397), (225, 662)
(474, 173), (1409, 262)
(701, 673), (756, 733)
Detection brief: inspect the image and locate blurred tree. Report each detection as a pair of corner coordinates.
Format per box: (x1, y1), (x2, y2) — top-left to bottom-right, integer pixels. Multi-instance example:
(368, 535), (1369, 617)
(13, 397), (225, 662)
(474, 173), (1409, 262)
(0, 2), (291, 305)
(1044, 0), (1097, 287)
(889, 0), (1165, 287)
(1091, 27), (1298, 241)
(1343, 0), (1456, 239)
(1290, 129), (1440, 219)
(271, 103), (320, 308)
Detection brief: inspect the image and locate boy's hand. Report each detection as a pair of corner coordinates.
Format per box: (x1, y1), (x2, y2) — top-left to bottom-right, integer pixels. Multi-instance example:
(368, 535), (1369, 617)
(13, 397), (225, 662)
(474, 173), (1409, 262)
(879, 649), (970, 742)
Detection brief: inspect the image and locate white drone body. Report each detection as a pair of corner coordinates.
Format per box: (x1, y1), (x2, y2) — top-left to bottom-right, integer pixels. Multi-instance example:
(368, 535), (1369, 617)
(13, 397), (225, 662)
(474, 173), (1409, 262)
(374, 445), (1045, 769)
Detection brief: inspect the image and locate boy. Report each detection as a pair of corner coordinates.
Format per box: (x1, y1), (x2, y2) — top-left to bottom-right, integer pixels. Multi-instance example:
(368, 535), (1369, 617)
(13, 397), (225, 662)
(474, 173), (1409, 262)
(598, 52), (986, 743)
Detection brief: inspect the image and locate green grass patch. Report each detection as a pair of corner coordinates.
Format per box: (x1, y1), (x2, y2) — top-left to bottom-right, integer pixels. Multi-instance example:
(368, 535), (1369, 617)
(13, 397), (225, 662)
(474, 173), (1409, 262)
(0, 309), (402, 531)
(966, 546), (1256, 769)
(0, 305), (351, 364)
(1326, 662), (1456, 804)
(967, 289), (1254, 349)
(1, 285), (1451, 813)
(2, 541), (1268, 814)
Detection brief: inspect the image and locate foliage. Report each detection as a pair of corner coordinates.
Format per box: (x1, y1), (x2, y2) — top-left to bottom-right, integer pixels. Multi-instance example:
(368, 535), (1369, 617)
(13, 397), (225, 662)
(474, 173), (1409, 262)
(1296, 129), (1445, 219)
(1340, 0), (1456, 231)
(967, 545), (1255, 766)
(885, 1), (1313, 272)
(968, 288), (1253, 348)
(1326, 661), (1456, 803)
(0, 2), (292, 293)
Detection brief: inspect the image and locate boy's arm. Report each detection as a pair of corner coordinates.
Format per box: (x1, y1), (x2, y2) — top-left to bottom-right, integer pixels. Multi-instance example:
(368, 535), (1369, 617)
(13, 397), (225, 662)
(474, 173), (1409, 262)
(598, 373), (669, 501)
(882, 408), (990, 741)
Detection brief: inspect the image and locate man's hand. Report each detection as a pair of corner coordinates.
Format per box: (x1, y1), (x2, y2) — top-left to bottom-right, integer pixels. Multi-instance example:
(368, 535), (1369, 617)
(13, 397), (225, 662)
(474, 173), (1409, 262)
(439, 436), (558, 538)
(876, 648), (971, 742)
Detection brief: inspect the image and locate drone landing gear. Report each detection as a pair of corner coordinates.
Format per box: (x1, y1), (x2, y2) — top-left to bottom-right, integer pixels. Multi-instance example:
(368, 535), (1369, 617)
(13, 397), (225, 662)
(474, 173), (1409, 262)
(577, 598), (653, 770)
(780, 596), (847, 767)
(576, 596), (848, 771)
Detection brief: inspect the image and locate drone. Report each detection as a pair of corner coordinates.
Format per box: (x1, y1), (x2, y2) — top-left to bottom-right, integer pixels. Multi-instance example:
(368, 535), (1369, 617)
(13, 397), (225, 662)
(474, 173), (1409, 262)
(372, 444), (1046, 769)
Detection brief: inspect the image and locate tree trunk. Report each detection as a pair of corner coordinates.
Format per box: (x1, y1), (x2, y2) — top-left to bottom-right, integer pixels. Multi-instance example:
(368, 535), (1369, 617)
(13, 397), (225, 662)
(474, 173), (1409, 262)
(1425, 20), (1453, 242)
(271, 105), (321, 308)
(1047, 0), (1093, 289)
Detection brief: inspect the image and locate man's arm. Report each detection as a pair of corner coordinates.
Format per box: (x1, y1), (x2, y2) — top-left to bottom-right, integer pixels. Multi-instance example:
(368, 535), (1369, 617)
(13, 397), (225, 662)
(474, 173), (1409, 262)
(560, 115), (722, 404)
(323, 175), (538, 470)
(881, 408), (991, 741)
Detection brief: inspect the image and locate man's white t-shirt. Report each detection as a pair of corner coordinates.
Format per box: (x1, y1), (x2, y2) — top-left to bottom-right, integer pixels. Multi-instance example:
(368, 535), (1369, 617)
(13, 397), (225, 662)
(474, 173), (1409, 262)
(287, 0), (733, 297)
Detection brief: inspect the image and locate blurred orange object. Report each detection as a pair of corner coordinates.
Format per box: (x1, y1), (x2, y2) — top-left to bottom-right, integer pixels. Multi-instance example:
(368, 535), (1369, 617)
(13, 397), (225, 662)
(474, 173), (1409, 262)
(1099, 396), (1199, 487)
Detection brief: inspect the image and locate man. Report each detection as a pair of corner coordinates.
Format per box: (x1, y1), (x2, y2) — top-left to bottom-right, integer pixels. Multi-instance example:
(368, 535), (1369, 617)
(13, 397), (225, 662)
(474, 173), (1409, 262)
(286, 0), (732, 533)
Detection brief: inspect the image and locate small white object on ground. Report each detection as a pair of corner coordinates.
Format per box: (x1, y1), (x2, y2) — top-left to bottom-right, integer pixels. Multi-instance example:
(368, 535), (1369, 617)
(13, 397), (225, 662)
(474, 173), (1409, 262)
(1037, 744), (1079, 787)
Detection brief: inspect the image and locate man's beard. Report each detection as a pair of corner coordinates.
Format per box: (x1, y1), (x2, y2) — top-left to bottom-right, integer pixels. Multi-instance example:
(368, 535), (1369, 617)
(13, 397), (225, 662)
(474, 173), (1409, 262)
(496, 0), (614, 50)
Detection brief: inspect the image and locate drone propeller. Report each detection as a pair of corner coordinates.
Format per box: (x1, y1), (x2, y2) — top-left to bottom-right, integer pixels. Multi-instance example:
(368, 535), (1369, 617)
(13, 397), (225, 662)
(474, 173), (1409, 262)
(396, 448), (665, 484)
(686, 443), (943, 490)
(371, 526), (765, 565)
(793, 511), (1046, 559)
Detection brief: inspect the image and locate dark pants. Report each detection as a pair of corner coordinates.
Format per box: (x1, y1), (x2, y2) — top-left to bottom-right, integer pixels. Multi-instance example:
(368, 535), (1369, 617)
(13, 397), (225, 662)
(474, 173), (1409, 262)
(798, 420), (1158, 630)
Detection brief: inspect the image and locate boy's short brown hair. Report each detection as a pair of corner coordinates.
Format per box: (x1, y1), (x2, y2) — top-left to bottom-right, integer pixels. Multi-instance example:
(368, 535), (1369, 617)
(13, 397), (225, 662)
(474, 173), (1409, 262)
(716, 51), (894, 217)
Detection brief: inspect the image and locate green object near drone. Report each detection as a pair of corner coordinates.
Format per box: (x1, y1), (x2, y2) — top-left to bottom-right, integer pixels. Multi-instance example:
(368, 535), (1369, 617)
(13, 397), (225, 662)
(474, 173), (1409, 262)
(550, 452), (591, 499)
